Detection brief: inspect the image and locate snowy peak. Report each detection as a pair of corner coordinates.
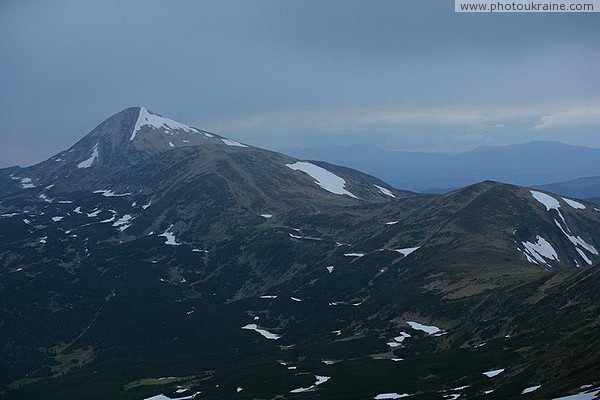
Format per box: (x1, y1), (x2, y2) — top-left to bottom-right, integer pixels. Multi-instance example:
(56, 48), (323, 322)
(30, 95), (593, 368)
(130, 107), (213, 141)
(126, 107), (251, 151)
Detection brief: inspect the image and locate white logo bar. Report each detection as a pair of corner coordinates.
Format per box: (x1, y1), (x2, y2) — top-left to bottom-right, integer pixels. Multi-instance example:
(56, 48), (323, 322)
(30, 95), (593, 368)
(456, 0), (600, 12)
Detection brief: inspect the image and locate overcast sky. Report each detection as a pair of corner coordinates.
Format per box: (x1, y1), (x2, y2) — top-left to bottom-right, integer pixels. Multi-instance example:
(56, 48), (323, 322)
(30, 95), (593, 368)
(1, 0), (599, 167)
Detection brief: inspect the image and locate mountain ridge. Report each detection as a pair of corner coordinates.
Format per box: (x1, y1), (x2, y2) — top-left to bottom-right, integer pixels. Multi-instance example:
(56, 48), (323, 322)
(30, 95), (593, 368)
(1, 108), (600, 399)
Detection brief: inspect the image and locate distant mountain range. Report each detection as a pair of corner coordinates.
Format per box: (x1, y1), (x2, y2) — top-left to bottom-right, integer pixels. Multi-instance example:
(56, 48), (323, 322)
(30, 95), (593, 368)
(285, 142), (600, 193)
(1, 108), (600, 399)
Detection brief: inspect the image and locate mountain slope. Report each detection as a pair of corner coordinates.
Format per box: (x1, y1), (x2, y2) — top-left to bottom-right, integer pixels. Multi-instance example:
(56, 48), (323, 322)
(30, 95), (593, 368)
(1, 109), (600, 400)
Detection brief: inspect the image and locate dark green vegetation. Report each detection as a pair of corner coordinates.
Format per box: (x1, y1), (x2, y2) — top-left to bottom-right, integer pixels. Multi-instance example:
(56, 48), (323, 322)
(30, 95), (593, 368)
(1, 108), (599, 399)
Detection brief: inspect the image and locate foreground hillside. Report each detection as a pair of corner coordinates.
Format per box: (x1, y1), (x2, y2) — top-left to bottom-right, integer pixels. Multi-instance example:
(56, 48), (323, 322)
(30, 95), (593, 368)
(1, 108), (599, 400)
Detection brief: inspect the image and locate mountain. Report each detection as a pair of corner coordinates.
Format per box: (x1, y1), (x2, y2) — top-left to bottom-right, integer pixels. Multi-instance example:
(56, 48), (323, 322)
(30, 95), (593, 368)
(534, 176), (600, 201)
(1, 108), (600, 400)
(284, 142), (600, 192)
(0, 108), (409, 202)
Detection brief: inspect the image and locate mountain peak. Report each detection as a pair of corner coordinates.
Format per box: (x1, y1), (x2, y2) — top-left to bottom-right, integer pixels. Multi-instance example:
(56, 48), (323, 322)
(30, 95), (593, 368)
(129, 107), (207, 141)
(8, 107), (253, 181)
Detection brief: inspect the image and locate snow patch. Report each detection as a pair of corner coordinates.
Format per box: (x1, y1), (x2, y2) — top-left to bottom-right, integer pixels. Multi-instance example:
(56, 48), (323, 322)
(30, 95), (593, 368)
(143, 392), (200, 400)
(386, 221), (399, 225)
(344, 253), (365, 257)
(522, 385), (542, 394)
(289, 233), (322, 241)
(290, 375), (330, 393)
(221, 138), (248, 147)
(374, 394), (411, 399)
(159, 225), (180, 246)
(52, 216), (64, 222)
(555, 220), (598, 256)
(1, 213), (19, 218)
(576, 248), (593, 265)
(131, 107), (199, 141)
(113, 215), (133, 231)
(87, 209), (101, 217)
(286, 161), (358, 198)
(393, 332), (411, 343)
(483, 368), (505, 378)
(530, 190), (561, 211)
(406, 321), (441, 335)
(100, 213), (116, 223)
(260, 214), (273, 219)
(375, 185), (396, 198)
(77, 143), (99, 168)
(241, 324), (281, 340)
(326, 266), (334, 273)
(39, 193), (53, 203)
(20, 177), (36, 189)
(521, 236), (559, 265)
(563, 198), (586, 210)
(93, 190), (132, 197)
(394, 247), (420, 256)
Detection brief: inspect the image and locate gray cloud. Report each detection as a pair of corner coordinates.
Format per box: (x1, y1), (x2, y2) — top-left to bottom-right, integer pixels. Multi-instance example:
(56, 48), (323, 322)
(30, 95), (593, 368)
(1, 0), (599, 167)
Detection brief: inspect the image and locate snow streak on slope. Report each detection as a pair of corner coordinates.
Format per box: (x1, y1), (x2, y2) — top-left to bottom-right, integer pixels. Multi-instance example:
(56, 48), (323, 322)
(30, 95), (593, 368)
(19, 177), (36, 189)
(221, 138), (248, 147)
(374, 184), (396, 198)
(522, 385), (542, 394)
(159, 225), (180, 246)
(483, 368), (505, 377)
(406, 321), (442, 335)
(131, 107), (200, 140)
(286, 162), (358, 198)
(521, 236), (559, 265)
(374, 394), (411, 399)
(530, 190), (561, 211)
(394, 247), (420, 256)
(529, 190), (598, 266)
(290, 375), (330, 393)
(241, 324), (281, 340)
(563, 197), (586, 210)
(77, 143), (99, 169)
(555, 221), (599, 256)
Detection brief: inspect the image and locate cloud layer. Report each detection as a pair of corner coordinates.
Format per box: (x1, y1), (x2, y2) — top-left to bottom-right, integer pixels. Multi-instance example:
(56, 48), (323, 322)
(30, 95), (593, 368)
(0, 0), (598, 166)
